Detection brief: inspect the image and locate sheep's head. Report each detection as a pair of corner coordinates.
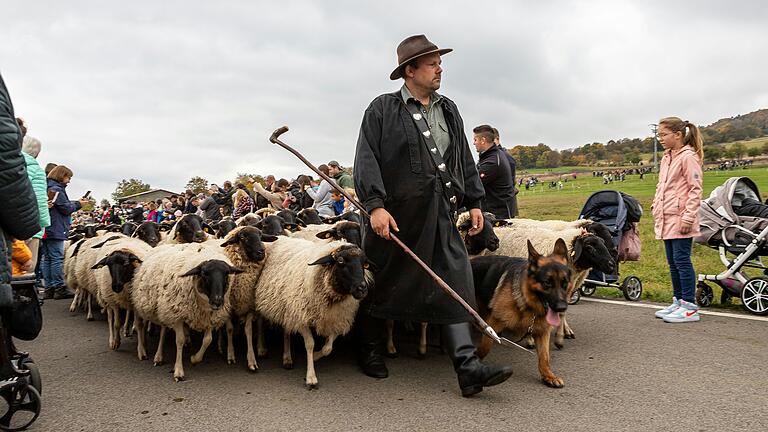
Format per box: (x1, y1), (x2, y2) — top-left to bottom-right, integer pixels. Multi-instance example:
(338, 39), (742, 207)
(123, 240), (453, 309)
(297, 208), (323, 226)
(458, 213), (505, 255)
(92, 250), (143, 293)
(276, 209), (297, 225)
(585, 222), (618, 261)
(571, 233), (616, 274)
(315, 221), (362, 247)
(180, 259), (243, 310)
(221, 226), (278, 262)
(174, 214), (209, 243)
(134, 221), (161, 247)
(308, 244), (373, 300)
(121, 222), (138, 236)
(256, 215), (295, 236)
(215, 218), (237, 239)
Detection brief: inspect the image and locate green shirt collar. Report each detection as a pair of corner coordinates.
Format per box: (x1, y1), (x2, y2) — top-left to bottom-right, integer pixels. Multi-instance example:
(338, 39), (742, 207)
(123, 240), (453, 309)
(400, 84), (442, 109)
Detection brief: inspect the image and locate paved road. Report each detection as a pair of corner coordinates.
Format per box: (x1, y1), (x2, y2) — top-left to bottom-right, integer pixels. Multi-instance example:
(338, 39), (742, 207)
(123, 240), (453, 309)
(17, 298), (767, 432)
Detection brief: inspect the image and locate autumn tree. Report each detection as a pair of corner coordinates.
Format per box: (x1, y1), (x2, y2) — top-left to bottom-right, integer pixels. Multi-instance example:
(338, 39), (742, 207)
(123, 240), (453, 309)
(185, 176), (209, 195)
(112, 178), (151, 201)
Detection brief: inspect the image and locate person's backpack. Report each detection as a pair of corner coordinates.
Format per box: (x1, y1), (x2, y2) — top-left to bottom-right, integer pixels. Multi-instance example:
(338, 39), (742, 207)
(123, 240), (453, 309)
(621, 192), (643, 224)
(618, 222), (641, 262)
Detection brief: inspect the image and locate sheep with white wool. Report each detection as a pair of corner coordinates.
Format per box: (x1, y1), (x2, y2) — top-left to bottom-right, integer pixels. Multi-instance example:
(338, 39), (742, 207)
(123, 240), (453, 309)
(159, 213), (211, 245)
(289, 220), (362, 247)
(90, 236), (152, 350)
(254, 237), (371, 388)
(131, 243), (242, 381)
(202, 226), (278, 371)
(69, 234), (126, 320)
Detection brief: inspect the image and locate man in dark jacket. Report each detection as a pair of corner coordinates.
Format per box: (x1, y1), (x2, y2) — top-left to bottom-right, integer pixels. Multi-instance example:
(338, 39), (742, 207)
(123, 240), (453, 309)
(493, 127), (518, 217)
(473, 125), (516, 219)
(1, 72), (40, 333)
(353, 35), (513, 397)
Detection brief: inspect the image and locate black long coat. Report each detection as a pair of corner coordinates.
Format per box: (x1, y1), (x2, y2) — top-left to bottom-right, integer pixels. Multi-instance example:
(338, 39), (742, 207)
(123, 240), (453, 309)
(353, 91), (484, 324)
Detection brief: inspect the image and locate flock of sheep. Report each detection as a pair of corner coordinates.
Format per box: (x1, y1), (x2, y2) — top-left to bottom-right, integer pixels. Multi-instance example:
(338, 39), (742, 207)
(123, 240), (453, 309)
(62, 207), (617, 389)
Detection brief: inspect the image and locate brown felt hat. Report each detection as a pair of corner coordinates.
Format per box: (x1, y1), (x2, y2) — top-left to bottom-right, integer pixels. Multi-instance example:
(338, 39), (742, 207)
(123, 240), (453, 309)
(389, 35), (452, 80)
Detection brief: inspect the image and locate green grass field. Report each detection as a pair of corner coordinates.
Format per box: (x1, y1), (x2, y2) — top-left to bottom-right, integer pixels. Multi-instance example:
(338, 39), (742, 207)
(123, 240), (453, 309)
(516, 165), (768, 309)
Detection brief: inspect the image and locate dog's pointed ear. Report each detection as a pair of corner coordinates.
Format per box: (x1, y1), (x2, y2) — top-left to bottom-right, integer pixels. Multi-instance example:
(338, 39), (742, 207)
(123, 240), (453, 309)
(552, 238), (569, 261)
(308, 255), (335, 266)
(92, 256), (109, 269)
(316, 228), (338, 240)
(527, 240), (541, 263)
(180, 264), (202, 277)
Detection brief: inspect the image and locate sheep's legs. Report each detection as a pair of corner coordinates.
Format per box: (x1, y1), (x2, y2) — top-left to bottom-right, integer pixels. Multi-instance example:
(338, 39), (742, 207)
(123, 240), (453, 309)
(385, 320), (397, 357)
(417, 322), (428, 358)
(86, 293), (94, 321)
(282, 331), (293, 369)
(225, 320), (236, 365)
(245, 313), (258, 371)
(106, 308), (115, 350)
(135, 317), (147, 360)
(191, 327), (213, 366)
(313, 334), (337, 361)
(69, 288), (80, 312)
(217, 328), (225, 355)
(298, 327), (318, 389)
(256, 316), (268, 358)
(109, 307), (121, 350)
(153, 326), (167, 366)
(121, 309), (132, 337)
(173, 323), (186, 382)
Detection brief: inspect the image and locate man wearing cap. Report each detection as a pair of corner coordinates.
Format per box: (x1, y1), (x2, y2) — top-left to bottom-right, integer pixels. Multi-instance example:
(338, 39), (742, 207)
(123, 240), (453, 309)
(353, 35), (513, 397)
(327, 160), (354, 189)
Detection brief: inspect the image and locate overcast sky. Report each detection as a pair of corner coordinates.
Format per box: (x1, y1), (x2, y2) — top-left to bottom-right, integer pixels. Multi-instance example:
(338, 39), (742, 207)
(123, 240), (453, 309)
(2, 1), (767, 202)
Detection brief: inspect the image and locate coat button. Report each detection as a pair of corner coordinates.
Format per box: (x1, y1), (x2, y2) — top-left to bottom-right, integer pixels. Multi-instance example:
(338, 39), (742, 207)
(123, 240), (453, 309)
(445, 181), (452, 188)
(430, 148), (437, 154)
(438, 163), (446, 171)
(423, 130), (431, 138)
(413, 113), (423, 121)
(449, 196), (457, 204)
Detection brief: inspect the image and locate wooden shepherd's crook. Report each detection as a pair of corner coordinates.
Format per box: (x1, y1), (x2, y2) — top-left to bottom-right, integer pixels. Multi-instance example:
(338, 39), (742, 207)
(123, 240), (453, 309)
(269, 126), (533, 355)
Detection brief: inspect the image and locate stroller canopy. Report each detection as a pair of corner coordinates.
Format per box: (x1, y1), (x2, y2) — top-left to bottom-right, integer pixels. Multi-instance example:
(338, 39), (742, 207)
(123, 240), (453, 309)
(579, 190), (627, 246)
(696, 177), (768, 246)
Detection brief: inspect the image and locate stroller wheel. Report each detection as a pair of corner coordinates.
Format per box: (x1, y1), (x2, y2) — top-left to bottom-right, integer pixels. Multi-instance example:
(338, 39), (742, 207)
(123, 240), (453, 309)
(19, 360), (41, 396)
(741, 277), (768, 316)
(0, 381), (41, 431)
(568, 289), (580, 305)
(580, 284), (596, 297)
(621, 276), (642, 301)
(696, 282), (714, 307)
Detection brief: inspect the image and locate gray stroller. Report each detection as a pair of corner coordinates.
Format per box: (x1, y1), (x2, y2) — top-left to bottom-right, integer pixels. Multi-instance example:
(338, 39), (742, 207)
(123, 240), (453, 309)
(695, 176), (768, 315)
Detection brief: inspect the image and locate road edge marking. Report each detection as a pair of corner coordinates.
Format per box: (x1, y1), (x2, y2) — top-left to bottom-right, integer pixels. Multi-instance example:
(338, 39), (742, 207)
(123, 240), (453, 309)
(580, 297), (768, 322)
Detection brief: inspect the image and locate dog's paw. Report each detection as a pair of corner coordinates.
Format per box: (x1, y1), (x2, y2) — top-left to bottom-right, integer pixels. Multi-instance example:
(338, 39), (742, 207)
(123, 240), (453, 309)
(542, 376), (564, 388)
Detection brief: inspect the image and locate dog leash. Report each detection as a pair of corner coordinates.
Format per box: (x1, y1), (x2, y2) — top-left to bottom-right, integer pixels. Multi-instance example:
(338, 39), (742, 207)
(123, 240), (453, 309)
(512, 314), (536, 344)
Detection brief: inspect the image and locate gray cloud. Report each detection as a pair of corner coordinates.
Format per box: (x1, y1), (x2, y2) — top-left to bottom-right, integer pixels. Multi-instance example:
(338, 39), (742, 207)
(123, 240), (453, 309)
(2, 1), (766, 201)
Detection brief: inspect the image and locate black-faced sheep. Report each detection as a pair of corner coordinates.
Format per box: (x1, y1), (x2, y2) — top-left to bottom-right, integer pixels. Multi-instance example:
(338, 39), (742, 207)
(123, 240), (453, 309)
(254, 238), (371, 389)
(290, 221), (362, 247)
(131, 244), (242, 381)
(160, 214), (212, 244)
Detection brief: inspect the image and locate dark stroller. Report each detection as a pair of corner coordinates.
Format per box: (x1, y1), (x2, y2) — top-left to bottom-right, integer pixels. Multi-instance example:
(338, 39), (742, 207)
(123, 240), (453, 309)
(577, 190), (643, 301)
(694, 176), (768, 315)
(0, 274), (43, 431)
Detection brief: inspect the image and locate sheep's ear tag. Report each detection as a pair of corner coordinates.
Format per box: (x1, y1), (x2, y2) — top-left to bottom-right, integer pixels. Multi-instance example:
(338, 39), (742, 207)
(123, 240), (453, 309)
(493, 220), (504, 227)
(570, 250), (575, 257)
(323, 233), (332, 239)
(203, 226), (214, 234)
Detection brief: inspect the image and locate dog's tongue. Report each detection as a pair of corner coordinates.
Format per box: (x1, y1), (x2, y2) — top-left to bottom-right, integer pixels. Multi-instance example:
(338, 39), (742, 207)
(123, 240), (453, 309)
(545, 308), (561, 327)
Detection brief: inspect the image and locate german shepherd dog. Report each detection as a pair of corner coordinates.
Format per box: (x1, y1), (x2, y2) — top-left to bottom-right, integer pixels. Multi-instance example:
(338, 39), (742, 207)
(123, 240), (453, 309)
(471, 239), (571, 388)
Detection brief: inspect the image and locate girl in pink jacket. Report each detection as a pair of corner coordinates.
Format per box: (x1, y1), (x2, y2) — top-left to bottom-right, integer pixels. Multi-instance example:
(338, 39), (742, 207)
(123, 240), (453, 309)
(652, 117), (704, 323)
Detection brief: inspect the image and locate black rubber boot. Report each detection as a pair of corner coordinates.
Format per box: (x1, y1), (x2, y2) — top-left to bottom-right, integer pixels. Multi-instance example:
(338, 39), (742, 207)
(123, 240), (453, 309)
(356, 314), (388, 379)
(441, 322), (513, 397)
(53, 286), (75, 300)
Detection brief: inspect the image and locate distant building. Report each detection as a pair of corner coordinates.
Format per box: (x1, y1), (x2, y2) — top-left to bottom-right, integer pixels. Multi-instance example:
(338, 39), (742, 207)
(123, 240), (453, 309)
(117, 188), (178, 204)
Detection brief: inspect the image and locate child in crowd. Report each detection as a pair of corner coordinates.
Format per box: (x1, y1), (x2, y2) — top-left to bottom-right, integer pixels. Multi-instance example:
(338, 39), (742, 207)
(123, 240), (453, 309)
(11, 238), (34, 276)
(652, 117), (704, 323)
(330, 190), (345, 215)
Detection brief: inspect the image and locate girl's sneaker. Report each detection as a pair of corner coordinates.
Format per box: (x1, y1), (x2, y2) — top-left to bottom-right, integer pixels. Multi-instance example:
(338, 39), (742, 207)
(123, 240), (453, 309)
(662, 300), (700, 323)
(654, 297), (680, 318)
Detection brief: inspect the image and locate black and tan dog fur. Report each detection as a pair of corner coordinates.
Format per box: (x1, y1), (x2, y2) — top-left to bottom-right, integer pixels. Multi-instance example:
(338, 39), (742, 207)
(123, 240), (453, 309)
(471, 239), (571, 388)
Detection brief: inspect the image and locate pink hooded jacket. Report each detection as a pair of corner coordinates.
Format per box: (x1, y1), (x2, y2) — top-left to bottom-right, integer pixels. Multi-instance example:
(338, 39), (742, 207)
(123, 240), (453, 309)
(652, 145), (703, 240)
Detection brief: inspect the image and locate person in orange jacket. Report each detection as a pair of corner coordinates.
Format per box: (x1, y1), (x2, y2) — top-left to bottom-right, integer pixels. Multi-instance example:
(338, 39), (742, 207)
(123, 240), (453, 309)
(11, 238), (33, 276)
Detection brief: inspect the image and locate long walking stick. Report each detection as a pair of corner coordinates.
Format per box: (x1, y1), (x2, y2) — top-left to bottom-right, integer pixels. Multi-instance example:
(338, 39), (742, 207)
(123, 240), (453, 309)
(270, 126), (533, 354)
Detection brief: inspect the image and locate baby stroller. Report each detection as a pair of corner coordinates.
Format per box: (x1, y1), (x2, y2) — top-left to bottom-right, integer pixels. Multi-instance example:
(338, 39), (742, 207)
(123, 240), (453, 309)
(577, 190), (643, 302)
(0, 274), (43, 431)
(695, 176), (768, 315)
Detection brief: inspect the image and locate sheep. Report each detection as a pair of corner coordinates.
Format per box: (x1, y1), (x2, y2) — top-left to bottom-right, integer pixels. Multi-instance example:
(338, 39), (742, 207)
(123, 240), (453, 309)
(235, 212), (262, 227)
(65, 238), (86, 312)
(322, 212), (363, 226)
(289, 221), (362, 247)
(506, 218), (591, 231)
(90, 237), (152, 350)
(482, 224), (616, 349)
(204, 226), (277, 371)
(256, 214), (297, 236)
(211, 217), (237, 239)
(131, 221), (164, 247)
(68, 234), (125, 320)
(131, 243), (242, 381)
(296, 208), (323, 226)
(254, 237), (371, 389)
(160, 213), (212, 244)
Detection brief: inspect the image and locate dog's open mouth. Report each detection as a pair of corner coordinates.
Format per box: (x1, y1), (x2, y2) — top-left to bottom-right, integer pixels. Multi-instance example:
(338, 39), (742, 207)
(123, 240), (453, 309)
(545, 308), (561, 327)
